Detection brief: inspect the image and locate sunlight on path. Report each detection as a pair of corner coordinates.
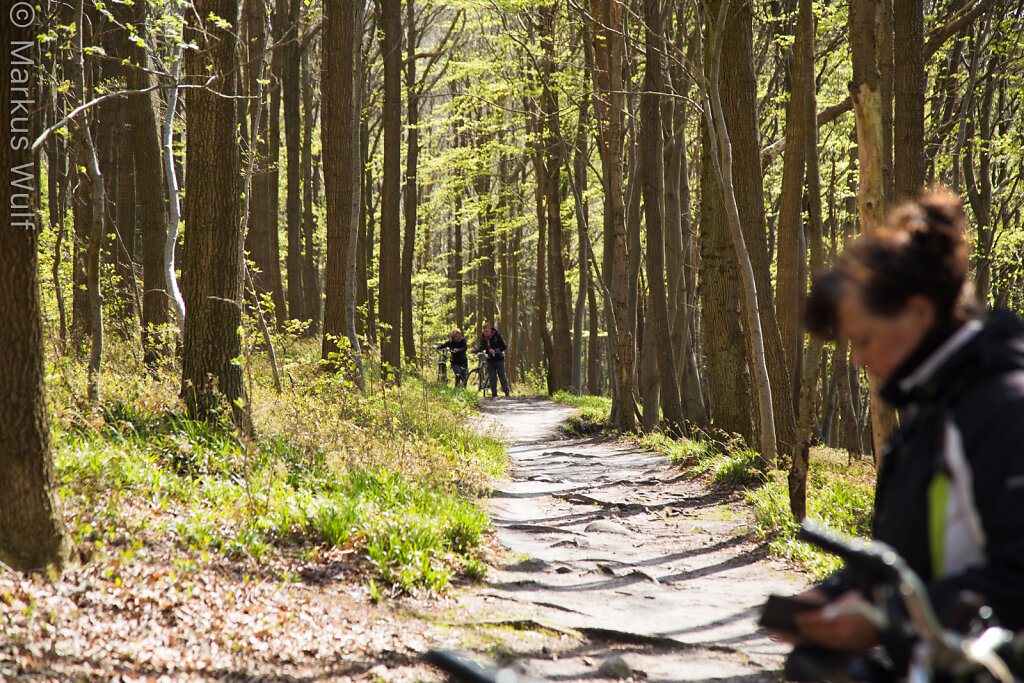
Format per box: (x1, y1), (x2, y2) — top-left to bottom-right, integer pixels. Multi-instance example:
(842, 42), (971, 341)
(456, 397), (807, 682)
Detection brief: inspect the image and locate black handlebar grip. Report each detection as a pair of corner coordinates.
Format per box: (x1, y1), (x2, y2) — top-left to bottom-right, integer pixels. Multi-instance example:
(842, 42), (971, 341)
(424, 650), (509, 683)
(797, 520), (904, 582)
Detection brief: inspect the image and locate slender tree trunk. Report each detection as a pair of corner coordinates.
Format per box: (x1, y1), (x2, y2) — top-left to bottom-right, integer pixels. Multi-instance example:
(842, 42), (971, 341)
(302, 35), (322, 334)
(788, 0), (822, 520)
(402, 0), (419, 363)
(540, 5), (573, 393)
(593, 0), (636, 430)
(321, 0), (364, 386)
(1, 20), (73, 573)
(267, 5), (287, 329)
(641, 0), (684, 431)
(572, 112), (589, 394)
(160, 22), (186, 338)
(776, 0), (809, 409)
(283, 0), (305, 321)
(379, 0), (403, 379)
(181, 0), (251, 432)
(640, 304), (661, 431)
(122, 0), (171, 364)
(73, 0), (105, 403)
(587, 273), (600, 395)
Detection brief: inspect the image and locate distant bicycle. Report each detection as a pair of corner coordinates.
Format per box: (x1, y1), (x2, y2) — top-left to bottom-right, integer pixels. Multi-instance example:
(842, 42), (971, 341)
(465, 352), (489, 394)
(436, 347), (450, 383)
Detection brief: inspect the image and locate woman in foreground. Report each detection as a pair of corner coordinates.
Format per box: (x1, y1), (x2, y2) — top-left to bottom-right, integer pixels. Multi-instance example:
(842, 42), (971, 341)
(783, 191), (1024, 674)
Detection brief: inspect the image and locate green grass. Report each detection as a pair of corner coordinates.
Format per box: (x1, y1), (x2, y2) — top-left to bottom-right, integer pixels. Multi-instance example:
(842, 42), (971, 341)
(639, 430), (876, 579)
(550, 391), (612, 434)
(746, 448), (876, 579)
(51, 340), (506, 594)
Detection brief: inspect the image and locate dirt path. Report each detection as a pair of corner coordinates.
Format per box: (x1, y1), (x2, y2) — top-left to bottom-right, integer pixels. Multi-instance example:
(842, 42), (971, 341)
(433, 397), (808, 682)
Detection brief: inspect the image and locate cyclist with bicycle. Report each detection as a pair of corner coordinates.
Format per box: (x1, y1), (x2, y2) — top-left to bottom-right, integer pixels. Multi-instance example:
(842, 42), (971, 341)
(434, 328), (468, 386)
(780, 191), (1024, 676)
(472, 323), (510, 397)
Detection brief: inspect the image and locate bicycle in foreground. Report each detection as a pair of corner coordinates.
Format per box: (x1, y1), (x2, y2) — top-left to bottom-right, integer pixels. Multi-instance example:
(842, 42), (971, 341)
(425, 520), (1024, 683)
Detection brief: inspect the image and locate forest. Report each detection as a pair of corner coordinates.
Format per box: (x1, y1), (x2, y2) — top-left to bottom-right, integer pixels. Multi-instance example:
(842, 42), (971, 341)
(1, 0), (1023, 676)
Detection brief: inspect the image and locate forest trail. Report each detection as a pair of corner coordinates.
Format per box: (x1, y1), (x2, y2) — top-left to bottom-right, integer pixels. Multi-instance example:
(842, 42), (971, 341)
(443, 397), (808, 682)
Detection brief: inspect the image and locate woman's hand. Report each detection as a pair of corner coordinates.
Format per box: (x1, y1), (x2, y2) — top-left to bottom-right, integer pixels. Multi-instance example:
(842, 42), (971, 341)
(792, 591), (879, 653)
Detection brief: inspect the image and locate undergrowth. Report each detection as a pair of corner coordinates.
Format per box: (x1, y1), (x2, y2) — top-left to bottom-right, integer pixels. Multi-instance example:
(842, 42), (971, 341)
(550, 391), (612, 434)
(49, 339), (504, 595)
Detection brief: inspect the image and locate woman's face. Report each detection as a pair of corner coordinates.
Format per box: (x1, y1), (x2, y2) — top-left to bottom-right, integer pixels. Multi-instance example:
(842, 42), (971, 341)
(836, 287), (935, 384)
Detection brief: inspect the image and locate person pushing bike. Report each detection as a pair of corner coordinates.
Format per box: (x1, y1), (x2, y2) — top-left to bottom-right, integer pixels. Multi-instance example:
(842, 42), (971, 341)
(434, 328), (468, 386)
(472, 323), (510, 397)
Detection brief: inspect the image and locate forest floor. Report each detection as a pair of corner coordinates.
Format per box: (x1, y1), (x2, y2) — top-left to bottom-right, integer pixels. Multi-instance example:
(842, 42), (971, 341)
(0, 396), (808, 682)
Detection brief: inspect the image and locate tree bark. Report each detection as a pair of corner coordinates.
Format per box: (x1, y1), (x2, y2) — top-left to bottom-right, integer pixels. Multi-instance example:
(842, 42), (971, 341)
(850, 0), (898, 459)
(641, 0), (683, 431)
(893, 0), (925, 202)
(402, 0), (419, 363)
(592, 0), (636, 430)
(541, 4), (572, 393)
(0, 19), (73, 573)
(776, 0), (809, 410)
(302, 31), (322, 334)
(700, 0), (777, 467)
(122, 0), (171, 364)
(321, 0), (364, 386)
(283, 0), (305, 322)
(72, 0), (105, 403)
(788, 0), (822, 520)
(181, 0), (251, 432)
(379, 0), (403, 379)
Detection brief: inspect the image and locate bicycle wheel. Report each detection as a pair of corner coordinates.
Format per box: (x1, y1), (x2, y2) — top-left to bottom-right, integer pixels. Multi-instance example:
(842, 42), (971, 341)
(466, 369), (481, 393)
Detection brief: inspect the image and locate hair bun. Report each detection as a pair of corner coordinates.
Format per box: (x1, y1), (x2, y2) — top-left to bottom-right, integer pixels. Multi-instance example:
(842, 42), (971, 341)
(909, 191), (966, 261)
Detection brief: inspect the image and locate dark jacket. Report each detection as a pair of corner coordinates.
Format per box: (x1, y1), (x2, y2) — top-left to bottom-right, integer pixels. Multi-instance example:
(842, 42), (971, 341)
(436, 338), (467, 365)
(476, 329), (507, 362)
(821, 310), (1024, 633)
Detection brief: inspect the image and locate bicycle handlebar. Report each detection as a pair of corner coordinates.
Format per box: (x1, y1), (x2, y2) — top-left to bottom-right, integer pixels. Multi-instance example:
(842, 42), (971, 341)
(796, 520), (1020, 681)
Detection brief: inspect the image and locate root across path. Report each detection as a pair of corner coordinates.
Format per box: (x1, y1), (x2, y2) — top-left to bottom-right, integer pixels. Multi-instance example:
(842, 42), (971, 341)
(443, 396), (807, 682)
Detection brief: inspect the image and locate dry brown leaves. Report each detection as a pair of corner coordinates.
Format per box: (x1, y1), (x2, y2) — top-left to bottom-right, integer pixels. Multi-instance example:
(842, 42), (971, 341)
(0, 523), (447, 681)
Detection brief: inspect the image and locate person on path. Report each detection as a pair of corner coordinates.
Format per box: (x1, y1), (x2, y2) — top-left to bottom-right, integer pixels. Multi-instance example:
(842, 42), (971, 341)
(780, 191), (1024, 676)
(473, 323), (510, 397)
(434, 329), (468, 386)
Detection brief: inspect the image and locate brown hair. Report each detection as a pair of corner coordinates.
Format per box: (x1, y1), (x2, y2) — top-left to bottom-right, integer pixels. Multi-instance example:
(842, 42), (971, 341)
(805, 191), (970, 339)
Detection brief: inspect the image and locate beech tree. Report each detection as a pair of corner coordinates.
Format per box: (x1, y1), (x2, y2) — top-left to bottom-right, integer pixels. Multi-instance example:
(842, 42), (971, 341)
(0, 18), (73, 572)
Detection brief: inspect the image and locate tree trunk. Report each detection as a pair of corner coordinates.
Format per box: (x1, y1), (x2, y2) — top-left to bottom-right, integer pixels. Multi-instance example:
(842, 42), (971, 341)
(541, 5), (573, 393)
(321, 0), (364, 386)
(850, 0), (898, 459)
(776, 0), (809, 410)
(572, 113), (589, 394)
(73, 0), (105, 403)
(402, 0), (419, 363)
(283, 0), (305, 322)
(123, 0), (171, 364)
(181, 0), (251, 432)
(893, 0), (925, 202)
(788, 0), (822, 521)
(641, 0), (684, 431)
(0, 20), (73, 573)
(267, 5), (287, 329)
(379, 0), (403, 379)
(302, 33), (322, 334)
(701, 0), (776, 467)
(640, 305), (661, 431)
(592, 0), (636, 430)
